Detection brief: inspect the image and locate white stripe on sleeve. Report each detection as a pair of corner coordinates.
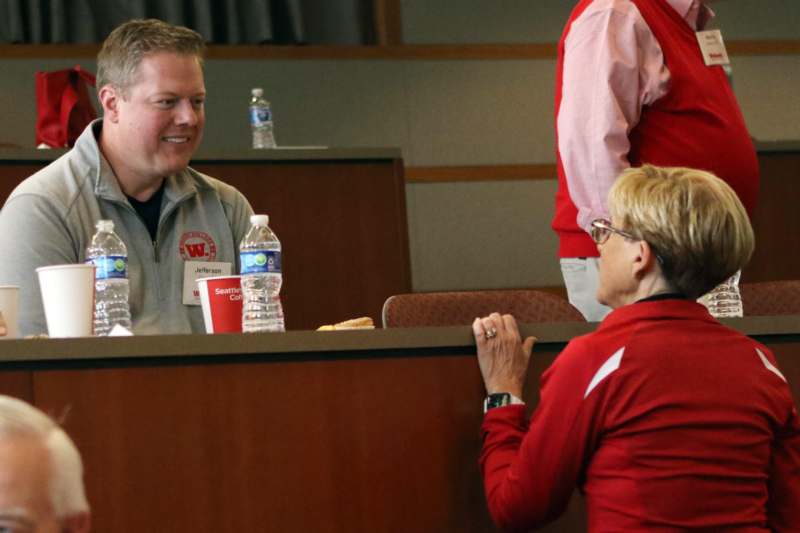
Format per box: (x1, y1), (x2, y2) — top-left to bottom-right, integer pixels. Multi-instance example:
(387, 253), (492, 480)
(757, 348), (786, 382)
(584, 347), (625, 399)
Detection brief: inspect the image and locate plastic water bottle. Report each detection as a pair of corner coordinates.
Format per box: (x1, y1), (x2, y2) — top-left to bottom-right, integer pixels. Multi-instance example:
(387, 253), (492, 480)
(85, 220), (132, 335)
(240, 214), (284, 332)
(249, 88), (276, 149)
(698, 271), (743, 318)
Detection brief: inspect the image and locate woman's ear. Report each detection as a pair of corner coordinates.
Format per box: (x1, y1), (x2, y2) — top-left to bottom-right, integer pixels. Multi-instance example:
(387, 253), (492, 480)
(631, 239), (659, 280)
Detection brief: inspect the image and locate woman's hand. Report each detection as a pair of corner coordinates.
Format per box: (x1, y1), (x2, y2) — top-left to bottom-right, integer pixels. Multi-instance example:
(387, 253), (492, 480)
(0, 311), (6, 337)
(473, 312), (536, 398)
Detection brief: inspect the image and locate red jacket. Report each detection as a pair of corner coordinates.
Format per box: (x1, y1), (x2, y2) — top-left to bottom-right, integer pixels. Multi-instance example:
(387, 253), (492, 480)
(553, 0), (759, 258)
(480, 299), (799, 532)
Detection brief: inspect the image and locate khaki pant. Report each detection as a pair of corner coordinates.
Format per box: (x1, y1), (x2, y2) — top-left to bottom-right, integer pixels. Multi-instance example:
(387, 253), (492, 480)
(560, 257), (612, 322)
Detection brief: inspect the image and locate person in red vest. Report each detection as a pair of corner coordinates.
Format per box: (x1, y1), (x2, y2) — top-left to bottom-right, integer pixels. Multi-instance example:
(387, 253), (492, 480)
(474, 165), (798, 532)
(553, 0), (759, 321)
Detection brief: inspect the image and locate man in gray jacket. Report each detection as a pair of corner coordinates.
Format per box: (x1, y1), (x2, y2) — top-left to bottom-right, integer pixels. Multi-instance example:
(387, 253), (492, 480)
(0, 19), (254, 335)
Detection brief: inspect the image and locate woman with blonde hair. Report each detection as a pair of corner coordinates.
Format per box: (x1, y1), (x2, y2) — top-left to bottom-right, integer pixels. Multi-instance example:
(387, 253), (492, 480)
(474, 165), (799, 531)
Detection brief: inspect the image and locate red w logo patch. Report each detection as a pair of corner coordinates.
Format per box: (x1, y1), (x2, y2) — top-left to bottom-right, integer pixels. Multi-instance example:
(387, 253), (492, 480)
(179, 231), (217, 261)
(185, 243), (207, 258)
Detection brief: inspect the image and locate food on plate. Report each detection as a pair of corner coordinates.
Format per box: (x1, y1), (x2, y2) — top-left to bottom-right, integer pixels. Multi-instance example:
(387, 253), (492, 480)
(317, 316), (375, 331)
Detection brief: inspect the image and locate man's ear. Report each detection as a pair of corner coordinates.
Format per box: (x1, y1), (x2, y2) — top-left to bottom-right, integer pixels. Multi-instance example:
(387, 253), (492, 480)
(62, 511), (91, 533)
(98, 84), (120, 122)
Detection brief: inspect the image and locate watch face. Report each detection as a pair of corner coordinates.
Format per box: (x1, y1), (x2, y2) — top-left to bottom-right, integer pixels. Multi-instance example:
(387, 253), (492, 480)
(486, 393), (511, 411)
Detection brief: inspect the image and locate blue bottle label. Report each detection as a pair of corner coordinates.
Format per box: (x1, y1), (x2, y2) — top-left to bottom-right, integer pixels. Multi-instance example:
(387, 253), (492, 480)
(86, 256), (127, 280)
(240, 250), (281, 274)
(250, 107), (272, 124)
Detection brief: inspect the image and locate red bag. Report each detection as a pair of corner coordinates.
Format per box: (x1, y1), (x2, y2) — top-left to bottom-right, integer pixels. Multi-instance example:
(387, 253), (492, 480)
(35, 65), (98, 148)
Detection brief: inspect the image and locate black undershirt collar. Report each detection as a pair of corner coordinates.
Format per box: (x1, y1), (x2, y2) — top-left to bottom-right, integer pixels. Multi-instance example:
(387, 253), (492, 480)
(636, 292), (688, 304)
(126, 181), (165, 242)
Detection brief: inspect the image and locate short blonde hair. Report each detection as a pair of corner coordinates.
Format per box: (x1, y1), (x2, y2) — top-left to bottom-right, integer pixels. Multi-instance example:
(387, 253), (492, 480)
(97, 18), (206, 95)
(608, 165), (754, 299)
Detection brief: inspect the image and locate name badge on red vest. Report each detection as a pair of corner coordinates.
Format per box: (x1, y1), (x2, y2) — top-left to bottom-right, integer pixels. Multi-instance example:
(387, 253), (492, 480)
(696, 30), (730, 66)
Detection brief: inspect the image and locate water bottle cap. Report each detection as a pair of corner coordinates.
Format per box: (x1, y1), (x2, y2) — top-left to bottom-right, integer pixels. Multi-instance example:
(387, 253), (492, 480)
(251, 88), (264, 97)
(250, 214), (269, 226)
(96, 219), (114, 232)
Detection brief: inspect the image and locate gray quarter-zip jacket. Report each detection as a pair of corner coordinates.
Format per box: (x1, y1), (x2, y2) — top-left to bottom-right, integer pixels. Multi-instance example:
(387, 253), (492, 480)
(0, 120), (253, 336)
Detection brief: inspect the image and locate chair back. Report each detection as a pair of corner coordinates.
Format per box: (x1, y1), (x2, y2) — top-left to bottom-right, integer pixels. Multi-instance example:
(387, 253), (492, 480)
(741, 280), (800, 316)
(382, 289), (584, 328)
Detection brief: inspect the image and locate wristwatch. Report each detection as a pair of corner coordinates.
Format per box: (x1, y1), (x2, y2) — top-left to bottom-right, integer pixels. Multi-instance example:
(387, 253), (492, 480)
(483, 392), (524, 413)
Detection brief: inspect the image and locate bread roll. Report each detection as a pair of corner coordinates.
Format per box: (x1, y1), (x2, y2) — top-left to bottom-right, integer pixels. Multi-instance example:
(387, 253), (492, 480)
(316, 316), (375, 330)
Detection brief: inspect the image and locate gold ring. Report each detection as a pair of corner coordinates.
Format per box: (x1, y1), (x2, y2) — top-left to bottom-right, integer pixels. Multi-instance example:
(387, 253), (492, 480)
(485, 327), (497, 340)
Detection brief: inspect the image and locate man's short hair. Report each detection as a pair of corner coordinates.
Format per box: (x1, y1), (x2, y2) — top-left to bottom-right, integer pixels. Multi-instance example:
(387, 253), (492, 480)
(96, 18), (206, 95)
(0, 395), (89, 517)
(608, 165), (755, 299)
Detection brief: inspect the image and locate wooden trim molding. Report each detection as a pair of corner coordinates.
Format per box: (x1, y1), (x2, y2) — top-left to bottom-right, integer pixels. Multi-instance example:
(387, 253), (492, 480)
(0, 44), (100, 58)
(726, 39), (800, 56)
(207, 43), (557, 60)
(2, 40), (797, 60)
(373, 0), (404, 46)
(405, 164), (557, 183)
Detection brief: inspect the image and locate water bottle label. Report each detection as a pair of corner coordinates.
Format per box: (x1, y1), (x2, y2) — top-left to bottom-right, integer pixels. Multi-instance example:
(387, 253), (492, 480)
(86, 256), (128, 280)
(240, 250), (281, 274)
(249, 107), (272, 125)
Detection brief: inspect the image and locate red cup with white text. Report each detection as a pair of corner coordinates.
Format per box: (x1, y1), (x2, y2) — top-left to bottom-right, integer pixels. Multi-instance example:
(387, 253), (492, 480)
(197, 276), (243, 334)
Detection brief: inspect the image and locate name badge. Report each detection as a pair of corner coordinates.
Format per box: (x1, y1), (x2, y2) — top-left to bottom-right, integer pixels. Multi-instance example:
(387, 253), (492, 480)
(696, 29), (730, 66)
(183, 261), (232, 305)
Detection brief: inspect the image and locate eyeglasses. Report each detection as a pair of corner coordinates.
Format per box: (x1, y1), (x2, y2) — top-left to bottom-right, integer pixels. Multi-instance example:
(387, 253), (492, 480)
(590, 218), (637, 245)
(590, 218), (668, 267)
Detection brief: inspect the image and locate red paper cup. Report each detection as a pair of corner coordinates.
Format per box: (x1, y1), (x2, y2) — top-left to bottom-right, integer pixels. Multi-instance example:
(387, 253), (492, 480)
(197, 276), (243, 334)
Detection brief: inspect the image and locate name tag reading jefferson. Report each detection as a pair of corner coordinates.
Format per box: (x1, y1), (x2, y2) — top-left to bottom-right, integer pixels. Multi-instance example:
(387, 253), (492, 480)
(696, 29), (730, 67)
(183, 261), (232, 305)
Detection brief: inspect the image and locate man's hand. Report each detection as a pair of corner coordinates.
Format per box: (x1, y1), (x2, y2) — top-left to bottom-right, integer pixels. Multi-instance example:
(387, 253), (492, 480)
(472, 312), (536, 398)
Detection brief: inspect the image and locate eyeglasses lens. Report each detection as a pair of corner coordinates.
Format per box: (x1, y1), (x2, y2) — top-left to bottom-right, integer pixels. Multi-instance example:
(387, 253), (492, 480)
(591, 222), (609, 244)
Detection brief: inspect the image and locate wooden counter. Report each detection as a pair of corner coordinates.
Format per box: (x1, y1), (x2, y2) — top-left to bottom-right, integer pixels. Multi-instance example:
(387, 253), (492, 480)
(0, 148), (411, 331)
(0, 316), (798, 532)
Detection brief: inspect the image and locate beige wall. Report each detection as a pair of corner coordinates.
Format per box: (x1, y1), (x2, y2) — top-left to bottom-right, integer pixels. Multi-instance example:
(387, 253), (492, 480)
(401, 0), (800, 43)
(1, 2), (798, 291)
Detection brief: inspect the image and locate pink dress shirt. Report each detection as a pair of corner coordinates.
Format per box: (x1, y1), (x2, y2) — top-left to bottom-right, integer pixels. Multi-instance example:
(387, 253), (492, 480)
(556, 0), (713, 232)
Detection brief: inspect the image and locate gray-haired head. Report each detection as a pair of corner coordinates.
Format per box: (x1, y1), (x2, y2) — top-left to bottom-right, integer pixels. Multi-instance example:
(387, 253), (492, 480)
(96, 18), (206, 97)
(0, 395), (89, 518)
